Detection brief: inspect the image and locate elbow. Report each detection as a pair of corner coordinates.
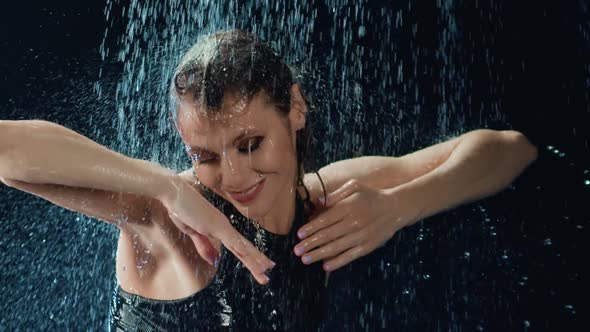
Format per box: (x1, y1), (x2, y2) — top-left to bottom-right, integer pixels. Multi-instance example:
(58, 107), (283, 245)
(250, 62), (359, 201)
(500, 130), (538, 166)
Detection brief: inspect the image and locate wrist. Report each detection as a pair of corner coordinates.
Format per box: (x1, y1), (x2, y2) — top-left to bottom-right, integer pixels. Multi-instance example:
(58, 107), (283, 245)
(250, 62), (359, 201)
(382, 184), (425, 229)
(129, 159), (181, 202)
(153, 172), (184, 204)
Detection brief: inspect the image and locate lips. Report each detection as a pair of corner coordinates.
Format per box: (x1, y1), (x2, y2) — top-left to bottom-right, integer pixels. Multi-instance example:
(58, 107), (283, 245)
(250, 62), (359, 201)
(228, 179), (265, 204)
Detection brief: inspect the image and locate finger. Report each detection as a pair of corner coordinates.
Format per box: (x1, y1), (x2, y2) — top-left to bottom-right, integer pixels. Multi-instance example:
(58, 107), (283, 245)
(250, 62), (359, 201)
(223, 236), (273, 285)
(297, 208), (347, 239)
(170, 213), (274, 281)
(322, 179), (364, 208)
(300, 232), (363, 265)
(322, 245), (370, 272)
(294, 219), (350, 256)
(189, 233), (218, 266)
(297, 180), (366, 240)
(216, 225), (276, 284)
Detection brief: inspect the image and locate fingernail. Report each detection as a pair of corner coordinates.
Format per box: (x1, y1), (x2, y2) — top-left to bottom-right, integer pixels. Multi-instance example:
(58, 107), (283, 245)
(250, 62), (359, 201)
(297, 230), (306, 239)
(263, 274), (270, 283)
(294, 246), (303, 256)
(319, 197), (326, 205)
(323, 263), (331, 271)
(302, 255), (312, 264)
(269, 260), (276, 268)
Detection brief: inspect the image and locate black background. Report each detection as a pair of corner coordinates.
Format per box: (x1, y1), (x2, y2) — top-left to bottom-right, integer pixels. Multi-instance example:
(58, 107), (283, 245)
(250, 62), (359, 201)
(1, 1), (589, 330)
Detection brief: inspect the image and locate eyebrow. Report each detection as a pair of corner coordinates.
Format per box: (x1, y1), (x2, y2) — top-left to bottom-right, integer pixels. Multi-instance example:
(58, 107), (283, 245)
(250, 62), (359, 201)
(188, 130), (252, 153)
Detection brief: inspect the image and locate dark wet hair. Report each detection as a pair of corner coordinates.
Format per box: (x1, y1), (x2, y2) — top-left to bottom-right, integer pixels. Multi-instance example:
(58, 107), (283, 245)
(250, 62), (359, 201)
(170, 29), (320, 212)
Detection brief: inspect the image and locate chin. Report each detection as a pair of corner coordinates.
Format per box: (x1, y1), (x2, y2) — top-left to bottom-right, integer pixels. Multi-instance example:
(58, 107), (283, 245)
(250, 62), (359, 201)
(228, 185), (273, 219)
(233, 199), (272, 220)
(225, 176), (290, 220)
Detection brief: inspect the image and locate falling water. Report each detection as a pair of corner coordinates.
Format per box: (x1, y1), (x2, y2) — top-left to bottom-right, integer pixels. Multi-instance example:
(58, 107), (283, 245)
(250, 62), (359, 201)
(1, 0), (589, 330)
(97, 0), (510, 168)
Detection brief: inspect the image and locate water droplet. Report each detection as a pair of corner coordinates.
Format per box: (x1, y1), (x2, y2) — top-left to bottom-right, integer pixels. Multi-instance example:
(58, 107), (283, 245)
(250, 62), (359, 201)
(358, 26), (366, 37)
(543, 238), (552, 246)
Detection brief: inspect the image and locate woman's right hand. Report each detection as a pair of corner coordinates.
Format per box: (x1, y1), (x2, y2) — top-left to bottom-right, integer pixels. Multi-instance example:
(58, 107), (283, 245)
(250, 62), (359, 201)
(159, 175), (275, 285)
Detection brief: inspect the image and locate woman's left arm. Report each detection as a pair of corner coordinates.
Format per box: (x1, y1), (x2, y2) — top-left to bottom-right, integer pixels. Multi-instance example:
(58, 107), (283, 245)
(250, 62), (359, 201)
(295, 129), (538, 271)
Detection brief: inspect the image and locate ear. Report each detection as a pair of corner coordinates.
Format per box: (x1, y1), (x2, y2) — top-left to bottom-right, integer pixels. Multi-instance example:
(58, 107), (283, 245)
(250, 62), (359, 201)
(289, 83), (308, 131)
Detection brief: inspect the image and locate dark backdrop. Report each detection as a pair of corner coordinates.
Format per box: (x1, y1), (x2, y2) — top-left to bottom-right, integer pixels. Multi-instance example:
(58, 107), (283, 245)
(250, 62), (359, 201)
(1, 1), (588, 331)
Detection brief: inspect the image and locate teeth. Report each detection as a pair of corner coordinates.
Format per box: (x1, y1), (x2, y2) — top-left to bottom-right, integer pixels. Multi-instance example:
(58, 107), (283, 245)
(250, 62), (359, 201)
(235, 182), (260, 196)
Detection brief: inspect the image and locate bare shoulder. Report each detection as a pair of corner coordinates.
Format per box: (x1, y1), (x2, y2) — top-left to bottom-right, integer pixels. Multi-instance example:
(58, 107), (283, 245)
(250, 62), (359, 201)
(304, 156), (401, 194)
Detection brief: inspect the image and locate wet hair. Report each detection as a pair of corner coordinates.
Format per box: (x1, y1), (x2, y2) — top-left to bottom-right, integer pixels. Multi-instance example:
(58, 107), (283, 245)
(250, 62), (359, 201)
(170, 29), (321, 213)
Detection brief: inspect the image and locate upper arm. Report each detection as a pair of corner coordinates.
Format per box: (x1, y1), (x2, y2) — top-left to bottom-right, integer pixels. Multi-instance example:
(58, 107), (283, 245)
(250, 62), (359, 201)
(312, 130), (506, 193)
(312, 130), (535, 194)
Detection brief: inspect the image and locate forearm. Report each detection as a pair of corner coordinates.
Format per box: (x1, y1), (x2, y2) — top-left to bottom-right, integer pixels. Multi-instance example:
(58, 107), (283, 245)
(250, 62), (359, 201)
(384, 131), (538, 226)
(0, 120), (177, 200)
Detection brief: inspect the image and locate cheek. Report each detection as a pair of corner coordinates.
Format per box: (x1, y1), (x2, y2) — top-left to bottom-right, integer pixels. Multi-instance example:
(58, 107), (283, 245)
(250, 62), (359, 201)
(254, 138), (296, 173)
(193, 166), (217, 188)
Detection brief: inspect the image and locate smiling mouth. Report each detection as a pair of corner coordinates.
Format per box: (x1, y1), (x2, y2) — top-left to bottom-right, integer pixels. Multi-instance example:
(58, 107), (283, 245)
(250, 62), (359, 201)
(228, 179), (265, 204)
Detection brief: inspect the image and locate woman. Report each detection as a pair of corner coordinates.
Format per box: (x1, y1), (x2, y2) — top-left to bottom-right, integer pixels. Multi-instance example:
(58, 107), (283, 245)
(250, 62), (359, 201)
(0, 30), (537, 330)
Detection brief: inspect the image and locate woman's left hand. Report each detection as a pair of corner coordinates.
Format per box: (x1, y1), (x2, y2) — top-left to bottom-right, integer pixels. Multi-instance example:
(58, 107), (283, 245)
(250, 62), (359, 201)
(294, 179), (412, 272)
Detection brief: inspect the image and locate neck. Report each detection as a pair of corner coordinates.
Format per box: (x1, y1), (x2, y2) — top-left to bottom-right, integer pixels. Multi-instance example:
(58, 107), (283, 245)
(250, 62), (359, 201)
(252, 184), (304, 235)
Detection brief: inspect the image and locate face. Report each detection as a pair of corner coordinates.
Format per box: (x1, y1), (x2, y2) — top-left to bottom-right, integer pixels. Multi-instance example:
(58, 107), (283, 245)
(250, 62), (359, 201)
(175, 85), (307, 222)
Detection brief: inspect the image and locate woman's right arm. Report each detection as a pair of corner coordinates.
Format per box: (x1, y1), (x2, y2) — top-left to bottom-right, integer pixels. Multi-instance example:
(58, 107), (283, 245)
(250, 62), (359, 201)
(0, 120), (174, 197)
(0, 178), (156, 226)
(0, 120), (275, 284)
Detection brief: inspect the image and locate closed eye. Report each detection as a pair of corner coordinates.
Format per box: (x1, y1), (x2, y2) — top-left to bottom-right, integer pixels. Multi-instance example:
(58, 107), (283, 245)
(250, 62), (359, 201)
(190, 136), (264, 164)
(191, 151), (217, 164)
(238, 136), (264, 154)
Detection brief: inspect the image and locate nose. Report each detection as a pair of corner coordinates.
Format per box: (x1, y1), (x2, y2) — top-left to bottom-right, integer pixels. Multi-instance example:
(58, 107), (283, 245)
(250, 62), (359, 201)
(218, 150), (250, 192)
